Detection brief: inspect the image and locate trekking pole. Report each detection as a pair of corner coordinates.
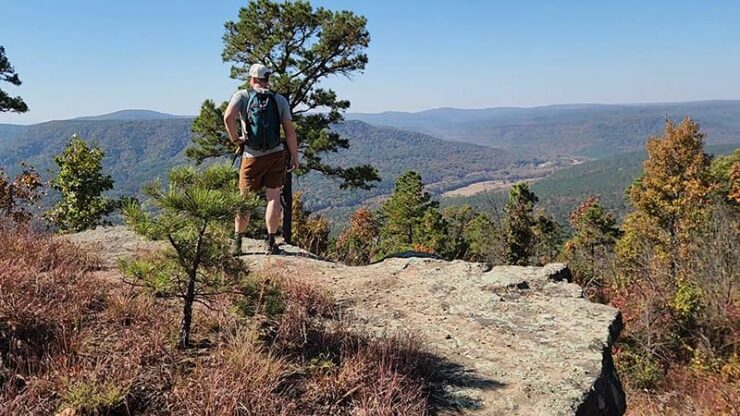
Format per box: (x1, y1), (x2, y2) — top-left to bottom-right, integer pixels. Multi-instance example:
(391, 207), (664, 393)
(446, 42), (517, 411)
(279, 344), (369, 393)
(282, 150), (293, 245)
(231, 142), (244, 168)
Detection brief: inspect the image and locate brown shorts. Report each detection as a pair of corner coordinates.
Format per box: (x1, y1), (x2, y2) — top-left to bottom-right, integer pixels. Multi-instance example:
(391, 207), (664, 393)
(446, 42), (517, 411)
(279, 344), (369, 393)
(239, 151), (286, 193)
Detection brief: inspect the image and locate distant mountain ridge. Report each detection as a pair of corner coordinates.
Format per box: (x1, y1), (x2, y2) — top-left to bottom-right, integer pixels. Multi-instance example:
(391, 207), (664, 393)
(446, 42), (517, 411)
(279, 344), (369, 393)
(0, 118), (195, 196)
(347, 100), (740, 158)
(69, 109), (193, 121)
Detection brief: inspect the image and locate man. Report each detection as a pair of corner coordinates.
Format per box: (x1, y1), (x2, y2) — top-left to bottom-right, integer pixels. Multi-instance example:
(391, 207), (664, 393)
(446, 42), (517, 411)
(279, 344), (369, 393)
(224, 63), (299, 255)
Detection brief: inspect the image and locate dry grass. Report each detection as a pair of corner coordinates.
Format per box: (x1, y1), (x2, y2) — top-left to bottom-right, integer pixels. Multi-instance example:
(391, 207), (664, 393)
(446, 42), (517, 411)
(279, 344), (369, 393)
(1, 226), (450, 415)
(0, 224), (177, 415)
(177, 268), (439, 415)
(626, 367), (739, 416)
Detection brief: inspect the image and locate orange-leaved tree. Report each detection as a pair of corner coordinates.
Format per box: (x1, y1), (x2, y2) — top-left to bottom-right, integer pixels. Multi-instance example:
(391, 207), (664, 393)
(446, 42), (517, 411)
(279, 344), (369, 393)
(613, 117), (726, 390)
(332, 208), (379, 265)
(617, 117), (714, 280)
(0, 163), (43, 225)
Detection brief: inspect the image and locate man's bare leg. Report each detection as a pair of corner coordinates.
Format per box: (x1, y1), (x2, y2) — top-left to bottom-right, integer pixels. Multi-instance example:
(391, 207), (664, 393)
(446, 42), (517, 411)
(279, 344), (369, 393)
(265, 187), (282, 253)
(235, 211), (251, 234)
(231, 211), (250, 256)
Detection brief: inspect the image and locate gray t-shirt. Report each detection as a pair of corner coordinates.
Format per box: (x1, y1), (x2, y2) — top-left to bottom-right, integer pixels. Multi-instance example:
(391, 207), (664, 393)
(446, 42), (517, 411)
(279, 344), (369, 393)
(229, 87), (291, 158)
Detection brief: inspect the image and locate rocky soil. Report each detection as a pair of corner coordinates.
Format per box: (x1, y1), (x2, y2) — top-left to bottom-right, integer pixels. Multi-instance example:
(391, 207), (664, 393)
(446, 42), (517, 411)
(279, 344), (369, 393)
(67, 226), (626, 415)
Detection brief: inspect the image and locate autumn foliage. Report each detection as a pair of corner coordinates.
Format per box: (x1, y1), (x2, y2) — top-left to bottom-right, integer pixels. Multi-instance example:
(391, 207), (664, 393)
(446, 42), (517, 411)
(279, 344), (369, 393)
(332, 208), (379, 265)
(607, 118), (739, 414)
(0, 163), (43, 225)
(291, 191), (330, 256)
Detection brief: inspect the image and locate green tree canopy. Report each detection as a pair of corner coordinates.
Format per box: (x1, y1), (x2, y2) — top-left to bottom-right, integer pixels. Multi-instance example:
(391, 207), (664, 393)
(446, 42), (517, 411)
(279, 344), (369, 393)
(531, 209), (563, 265)
(562, 196), (619, 293)
(463, 212), (500, 263)
(376, 171), (443, 258)
(44, 135), (115, 233)
(503, 182), (538, 265)
(0, 46), (28, 113)
(710, 149), (740, 205)
(442, 205), (477, 259)
(187, 0), (379, 190)
(415, 208), (448, 255)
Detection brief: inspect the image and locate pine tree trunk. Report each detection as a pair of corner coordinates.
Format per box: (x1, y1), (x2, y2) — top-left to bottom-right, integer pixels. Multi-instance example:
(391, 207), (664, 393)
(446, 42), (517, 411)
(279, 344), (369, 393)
(180, 270), (197, 348)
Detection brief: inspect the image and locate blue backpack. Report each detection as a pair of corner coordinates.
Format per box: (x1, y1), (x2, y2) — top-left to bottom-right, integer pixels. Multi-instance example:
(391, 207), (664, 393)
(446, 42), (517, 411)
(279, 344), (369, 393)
(244, 90), (282, 151)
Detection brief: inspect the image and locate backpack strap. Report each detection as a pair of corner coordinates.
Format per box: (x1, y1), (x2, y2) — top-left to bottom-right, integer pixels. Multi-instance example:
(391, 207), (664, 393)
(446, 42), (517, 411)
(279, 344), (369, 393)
(244, 90), (257, 141)
(267, 93), (282, 138)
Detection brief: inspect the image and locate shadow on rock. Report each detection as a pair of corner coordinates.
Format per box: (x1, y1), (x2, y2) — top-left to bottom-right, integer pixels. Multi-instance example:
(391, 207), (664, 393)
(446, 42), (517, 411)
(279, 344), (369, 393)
(259, 307), (505, 415)
(424, 356), (506, 413)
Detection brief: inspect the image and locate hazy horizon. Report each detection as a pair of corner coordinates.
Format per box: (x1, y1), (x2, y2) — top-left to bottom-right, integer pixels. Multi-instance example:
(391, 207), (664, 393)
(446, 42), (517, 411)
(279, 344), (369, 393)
(4, 98), (740, 126)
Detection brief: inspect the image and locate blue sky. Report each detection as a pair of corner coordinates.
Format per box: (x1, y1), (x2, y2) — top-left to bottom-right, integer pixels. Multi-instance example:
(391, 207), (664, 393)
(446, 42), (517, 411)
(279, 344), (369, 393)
(2, 0), (740, 124)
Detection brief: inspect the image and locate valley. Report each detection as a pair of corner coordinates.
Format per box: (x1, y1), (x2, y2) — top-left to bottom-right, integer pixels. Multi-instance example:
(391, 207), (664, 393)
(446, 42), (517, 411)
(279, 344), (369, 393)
(441, 178), (541, 197)
(442, 143), (739, 226)
(440, 157), (585, 197)
(1, 102), (739, 231)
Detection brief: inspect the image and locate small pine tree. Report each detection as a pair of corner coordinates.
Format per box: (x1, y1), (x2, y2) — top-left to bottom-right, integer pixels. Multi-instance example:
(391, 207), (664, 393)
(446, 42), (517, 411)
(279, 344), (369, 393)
(414, 208), (448, 255)
(463, 212), (500, 263)
(44, 135), (115, 233)
(0, 162), (43, 224)
(503, 182), (538, 265)
(561, 196), (619, 293)
(121, 163), (256, 348)
(376, 171), (439, 258)
(531, 209), (563, 266)
(333, 208), (379, 265)
(442, 205), (477, 259)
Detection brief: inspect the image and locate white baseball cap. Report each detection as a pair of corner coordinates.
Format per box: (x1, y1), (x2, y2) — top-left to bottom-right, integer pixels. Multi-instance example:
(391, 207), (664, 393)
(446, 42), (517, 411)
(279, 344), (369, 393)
(249, 63), (271, 79)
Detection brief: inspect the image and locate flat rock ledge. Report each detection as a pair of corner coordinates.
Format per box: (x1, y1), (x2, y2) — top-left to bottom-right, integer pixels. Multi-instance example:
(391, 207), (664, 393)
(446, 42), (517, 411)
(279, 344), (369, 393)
(67, 227), (626, 415)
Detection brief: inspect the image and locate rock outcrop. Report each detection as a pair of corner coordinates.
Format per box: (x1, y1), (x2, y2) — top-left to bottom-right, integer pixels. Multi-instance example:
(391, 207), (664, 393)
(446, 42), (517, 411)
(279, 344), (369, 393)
(67, 227), (626, 415)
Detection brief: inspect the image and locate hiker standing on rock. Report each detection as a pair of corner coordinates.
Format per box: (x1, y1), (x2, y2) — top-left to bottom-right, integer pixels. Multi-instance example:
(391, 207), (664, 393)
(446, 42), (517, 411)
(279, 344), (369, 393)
(224, 63), (299, 255)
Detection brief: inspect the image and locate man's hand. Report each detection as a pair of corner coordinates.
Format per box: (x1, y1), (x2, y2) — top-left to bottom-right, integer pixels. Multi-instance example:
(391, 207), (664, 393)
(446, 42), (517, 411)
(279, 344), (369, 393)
(223, 100), (243, 147)
(288, 152), (300, 172)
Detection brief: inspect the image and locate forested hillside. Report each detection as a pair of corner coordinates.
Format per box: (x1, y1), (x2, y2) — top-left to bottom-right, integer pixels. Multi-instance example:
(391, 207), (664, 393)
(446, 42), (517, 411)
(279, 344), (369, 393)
(0, 119), (519, 214)
(442, 143), (739, 225)
(0, 119), (193, 196)
(297, 120), (515, 212)
(0, 124), (27, 140)
(349, 100), (740, 158)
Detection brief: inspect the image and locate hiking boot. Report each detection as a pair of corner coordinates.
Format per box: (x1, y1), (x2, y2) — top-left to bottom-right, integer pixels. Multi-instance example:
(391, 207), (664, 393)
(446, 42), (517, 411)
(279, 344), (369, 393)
(229, 233), (243, 256)
(264, 234), (280, 255)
